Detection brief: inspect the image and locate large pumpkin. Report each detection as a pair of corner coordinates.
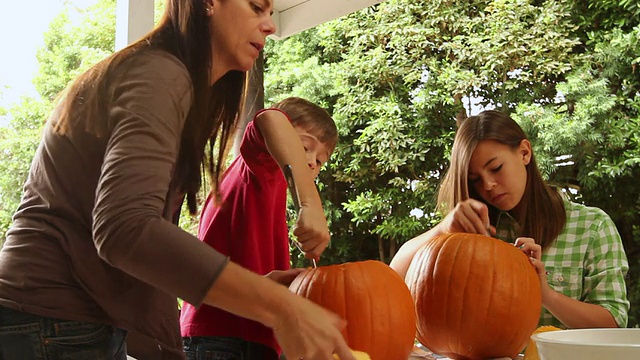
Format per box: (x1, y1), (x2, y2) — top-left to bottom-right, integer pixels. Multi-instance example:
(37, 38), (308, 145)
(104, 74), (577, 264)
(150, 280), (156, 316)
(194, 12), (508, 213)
(406, 233), (541, 359)
(289, 260), (416, 360)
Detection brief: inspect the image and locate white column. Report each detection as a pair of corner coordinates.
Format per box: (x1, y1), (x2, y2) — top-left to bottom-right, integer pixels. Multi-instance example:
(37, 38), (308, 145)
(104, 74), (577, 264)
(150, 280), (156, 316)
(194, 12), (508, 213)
(115, 0), (155, 51)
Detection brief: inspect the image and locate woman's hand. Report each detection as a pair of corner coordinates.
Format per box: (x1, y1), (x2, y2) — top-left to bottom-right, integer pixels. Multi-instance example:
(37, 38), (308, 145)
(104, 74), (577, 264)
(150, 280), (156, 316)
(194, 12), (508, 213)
(274, 294), (355, 360)
(293, 204), (330, 261)
(437, 199), (492, 236)
(265, 268), (307, 286)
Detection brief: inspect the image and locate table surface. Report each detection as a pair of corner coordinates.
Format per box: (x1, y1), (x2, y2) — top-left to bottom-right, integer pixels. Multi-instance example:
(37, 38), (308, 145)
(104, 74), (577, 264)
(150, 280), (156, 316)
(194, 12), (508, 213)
(126, 347), (524, 359)
(410, 346), (524, 360)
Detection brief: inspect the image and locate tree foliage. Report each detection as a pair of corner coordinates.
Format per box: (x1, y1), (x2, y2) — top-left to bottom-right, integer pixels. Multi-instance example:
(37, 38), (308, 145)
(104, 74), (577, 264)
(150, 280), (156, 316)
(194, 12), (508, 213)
(265, 0), (640, 325)
(33, 0), (116, 101)
(0, 0), (117, 246)
(0, 98), (52, 239)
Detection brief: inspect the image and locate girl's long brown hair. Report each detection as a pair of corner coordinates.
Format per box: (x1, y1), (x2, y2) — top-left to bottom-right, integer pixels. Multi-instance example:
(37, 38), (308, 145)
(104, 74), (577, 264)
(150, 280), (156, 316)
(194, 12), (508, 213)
(437, 110), (565, 249)
(51, 0), (246, 215)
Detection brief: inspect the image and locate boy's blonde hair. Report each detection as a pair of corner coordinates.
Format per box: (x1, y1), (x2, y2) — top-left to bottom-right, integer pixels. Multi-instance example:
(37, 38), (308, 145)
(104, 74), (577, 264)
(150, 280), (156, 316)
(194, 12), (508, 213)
(273, 97), (338, 151)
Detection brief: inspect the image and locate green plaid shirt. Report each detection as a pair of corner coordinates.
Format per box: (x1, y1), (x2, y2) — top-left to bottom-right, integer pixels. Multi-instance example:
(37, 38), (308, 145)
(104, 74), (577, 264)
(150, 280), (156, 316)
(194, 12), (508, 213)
(497, 201), (629, 328)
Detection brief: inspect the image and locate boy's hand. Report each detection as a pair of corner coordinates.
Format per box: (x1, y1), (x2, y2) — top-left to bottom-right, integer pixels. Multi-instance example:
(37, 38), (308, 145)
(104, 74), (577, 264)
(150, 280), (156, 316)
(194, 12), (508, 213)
(293, 204), (330, 260)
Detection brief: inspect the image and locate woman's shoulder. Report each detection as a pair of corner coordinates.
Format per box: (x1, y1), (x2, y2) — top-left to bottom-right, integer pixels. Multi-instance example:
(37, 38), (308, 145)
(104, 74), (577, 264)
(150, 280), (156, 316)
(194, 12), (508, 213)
(131, 48), (186, 69)
(113, 48), (191, 88)
(109, 48), (193, 105)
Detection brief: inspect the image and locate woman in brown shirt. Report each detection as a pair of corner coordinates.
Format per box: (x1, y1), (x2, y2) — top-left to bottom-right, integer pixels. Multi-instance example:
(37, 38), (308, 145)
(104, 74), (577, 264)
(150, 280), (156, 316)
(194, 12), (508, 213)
(0, 1), (353, 360)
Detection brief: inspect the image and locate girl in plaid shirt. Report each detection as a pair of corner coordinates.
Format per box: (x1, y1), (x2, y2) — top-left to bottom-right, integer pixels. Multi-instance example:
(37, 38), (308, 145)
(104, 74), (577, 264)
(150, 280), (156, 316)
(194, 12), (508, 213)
(392, 110), (629, 329)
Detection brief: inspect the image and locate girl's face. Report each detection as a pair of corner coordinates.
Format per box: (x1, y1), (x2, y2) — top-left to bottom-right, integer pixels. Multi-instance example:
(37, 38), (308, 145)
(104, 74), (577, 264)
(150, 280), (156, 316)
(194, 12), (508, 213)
(294, 127), (333, 179)
(468, 139), (531, 211)
(208, 0), (276, 82)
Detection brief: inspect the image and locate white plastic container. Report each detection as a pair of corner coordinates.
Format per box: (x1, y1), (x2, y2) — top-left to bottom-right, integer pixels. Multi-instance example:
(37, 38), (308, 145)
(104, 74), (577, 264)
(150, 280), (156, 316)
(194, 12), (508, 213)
(531, 328), (640, 360)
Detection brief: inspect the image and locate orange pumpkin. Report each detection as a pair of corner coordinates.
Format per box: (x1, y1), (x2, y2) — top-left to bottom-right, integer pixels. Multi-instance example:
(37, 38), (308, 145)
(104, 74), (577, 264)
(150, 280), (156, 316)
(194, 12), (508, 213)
(406, 233), (541, 360)
(289, 260), (416, 360)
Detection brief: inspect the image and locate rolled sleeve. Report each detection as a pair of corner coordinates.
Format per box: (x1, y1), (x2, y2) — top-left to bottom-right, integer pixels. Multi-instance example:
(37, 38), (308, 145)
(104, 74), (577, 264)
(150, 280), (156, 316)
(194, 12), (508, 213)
(583, 213), (630, 327)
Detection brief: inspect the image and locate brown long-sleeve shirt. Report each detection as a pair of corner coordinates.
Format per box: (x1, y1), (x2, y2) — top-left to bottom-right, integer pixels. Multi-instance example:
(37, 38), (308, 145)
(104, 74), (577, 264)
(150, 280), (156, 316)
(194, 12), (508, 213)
(0, 49), (228, 359)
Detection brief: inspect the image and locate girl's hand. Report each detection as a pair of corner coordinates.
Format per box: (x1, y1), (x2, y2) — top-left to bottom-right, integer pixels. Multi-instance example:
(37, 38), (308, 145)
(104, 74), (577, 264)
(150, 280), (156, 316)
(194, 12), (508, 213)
(514, 237), (552, 297)
(293, 204), (330, 260)
(438, 199), (492, 236)
(265, 268), (307, 286)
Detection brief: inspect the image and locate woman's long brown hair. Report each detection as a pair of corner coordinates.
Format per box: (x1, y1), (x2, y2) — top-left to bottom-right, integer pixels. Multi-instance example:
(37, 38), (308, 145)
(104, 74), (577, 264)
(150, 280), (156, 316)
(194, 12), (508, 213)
(51, 0), (246, 215)
(437, 110), (566, 249)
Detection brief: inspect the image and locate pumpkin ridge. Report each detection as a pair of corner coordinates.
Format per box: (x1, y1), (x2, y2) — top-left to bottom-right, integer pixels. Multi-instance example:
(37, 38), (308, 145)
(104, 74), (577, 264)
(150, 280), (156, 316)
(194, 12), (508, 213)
(429, 237), (446, 352)
(411, 240), (431, 346)
(371, 262), (384, 357)
(489, 240), (521, 357)
(433, 236), (451, 353)
(498, 240), (519, 357)
(337, 263), (348, 340)
(310, 267), (322, 300)
(485, 239), (500, 355)
(512, 245), (532, 353)
(379, 262), (392, 358)
(504, 242), (521, 355)
(356, 261), (373, 354)
(455, 234), (474, 355)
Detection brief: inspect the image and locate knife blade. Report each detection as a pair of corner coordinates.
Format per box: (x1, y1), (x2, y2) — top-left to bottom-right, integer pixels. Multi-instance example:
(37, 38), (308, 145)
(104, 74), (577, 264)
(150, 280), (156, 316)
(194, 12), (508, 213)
(283, 164), (317, 268)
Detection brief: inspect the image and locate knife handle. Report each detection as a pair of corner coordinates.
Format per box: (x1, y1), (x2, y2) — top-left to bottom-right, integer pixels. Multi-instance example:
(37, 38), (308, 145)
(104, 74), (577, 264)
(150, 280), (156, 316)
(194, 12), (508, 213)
(283, 164), (301, 212)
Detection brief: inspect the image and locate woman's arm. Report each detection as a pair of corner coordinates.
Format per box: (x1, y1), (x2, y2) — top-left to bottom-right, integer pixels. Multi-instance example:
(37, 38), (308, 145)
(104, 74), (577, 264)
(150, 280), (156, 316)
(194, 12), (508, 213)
(203, 261), (355, 360)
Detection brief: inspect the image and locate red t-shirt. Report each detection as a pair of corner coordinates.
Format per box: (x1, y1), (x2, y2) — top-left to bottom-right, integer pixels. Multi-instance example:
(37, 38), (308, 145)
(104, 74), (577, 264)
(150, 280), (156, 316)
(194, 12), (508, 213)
(179, 109), (291, 353)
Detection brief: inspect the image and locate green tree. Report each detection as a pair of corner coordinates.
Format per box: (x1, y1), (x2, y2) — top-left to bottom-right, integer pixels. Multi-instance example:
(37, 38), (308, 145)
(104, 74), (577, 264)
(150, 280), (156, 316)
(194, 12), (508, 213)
(0, 98), (52, 242)
(268, 0), (581, 264)
(0, 0), (203, 244)
(33, 0), (116, 101)
(0, 0), (118, 245)
(265, 0), (640, 326)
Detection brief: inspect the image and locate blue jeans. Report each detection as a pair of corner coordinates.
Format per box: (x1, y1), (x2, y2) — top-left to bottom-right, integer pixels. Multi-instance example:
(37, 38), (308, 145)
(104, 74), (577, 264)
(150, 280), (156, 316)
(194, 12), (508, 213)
(0, 305), (127, 360)
(183, 336), (278, 360)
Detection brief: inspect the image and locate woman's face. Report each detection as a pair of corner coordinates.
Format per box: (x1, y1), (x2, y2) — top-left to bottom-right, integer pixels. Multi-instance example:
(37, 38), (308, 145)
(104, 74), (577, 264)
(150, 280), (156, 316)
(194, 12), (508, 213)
(209, 0), (276, 81)
(468, 139), (531, 211)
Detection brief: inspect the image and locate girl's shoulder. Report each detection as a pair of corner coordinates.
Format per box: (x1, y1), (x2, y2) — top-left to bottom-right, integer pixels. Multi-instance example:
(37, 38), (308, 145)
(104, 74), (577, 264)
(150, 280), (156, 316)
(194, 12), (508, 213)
(563, 200), (615, 234)
(564, 200), (609, 219)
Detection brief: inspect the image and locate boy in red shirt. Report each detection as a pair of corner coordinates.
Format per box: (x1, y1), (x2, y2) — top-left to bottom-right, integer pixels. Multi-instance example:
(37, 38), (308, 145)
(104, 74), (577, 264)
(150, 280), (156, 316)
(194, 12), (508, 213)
(180, 97), (338, 359)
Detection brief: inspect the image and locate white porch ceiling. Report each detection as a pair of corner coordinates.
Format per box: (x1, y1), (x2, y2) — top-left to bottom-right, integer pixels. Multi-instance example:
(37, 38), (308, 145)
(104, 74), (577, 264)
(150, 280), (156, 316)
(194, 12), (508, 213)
(272, 0), (384, 39)
(115, 0), (384, 50)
